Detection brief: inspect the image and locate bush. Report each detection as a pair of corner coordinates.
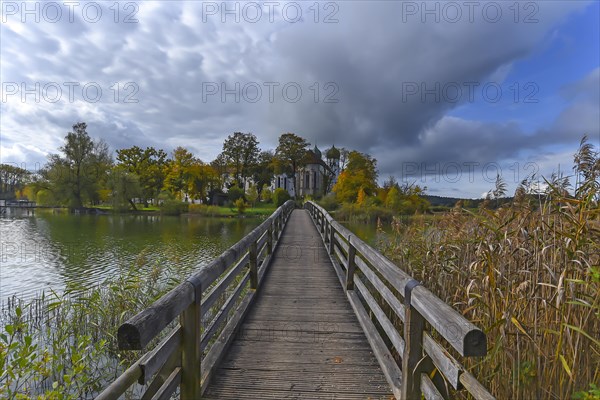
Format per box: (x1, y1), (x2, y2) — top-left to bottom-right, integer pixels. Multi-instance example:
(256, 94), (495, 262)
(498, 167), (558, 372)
(246, 184), (259, 207)
(318, 193), (339, 211)
(261, 185), (272, 203)
(188, 203), (220, 216)
(336, 203), (394, 223)
(160, 199), (188, 215)
(234, 198), (249, 214)
(36, 189), (56, 206)
(227, 186), (245, 203)
(273, 188), (291, 207)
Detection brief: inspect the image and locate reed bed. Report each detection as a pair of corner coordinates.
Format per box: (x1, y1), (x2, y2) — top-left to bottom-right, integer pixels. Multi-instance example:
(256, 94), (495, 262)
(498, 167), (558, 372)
(381, 138), (600, 399)
(1, 243), (251, 399)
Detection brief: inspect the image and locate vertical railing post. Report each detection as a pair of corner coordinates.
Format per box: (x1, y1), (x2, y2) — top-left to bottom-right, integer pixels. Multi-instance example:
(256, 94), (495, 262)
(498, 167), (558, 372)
(279, 210), (283, 238)
(267, 224), (273, 255)
(249, 240), (258, 289)
(402, 280), (424, 399)
(329, 223), (335, 255)
(345, 239), (357, 291)
(180, 285), (201, 400)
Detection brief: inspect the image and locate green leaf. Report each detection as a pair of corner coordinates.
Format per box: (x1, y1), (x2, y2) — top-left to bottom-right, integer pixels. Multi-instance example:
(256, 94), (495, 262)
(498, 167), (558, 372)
(558, 355), (572, 380)
(563, 323), (600, 347)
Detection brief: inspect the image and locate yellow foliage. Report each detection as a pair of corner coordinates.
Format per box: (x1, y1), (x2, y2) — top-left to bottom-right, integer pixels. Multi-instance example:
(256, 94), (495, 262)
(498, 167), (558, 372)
(356, 187), (367, 205)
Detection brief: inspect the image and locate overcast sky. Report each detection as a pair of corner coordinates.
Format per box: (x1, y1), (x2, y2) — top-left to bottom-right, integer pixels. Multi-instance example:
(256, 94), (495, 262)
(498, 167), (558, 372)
(1, 1), (599, 198)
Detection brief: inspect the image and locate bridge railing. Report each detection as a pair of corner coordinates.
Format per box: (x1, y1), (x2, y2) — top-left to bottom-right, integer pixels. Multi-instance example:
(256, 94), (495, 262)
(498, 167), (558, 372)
(305, 201), (495, 400)
(96, 200), (295, 400)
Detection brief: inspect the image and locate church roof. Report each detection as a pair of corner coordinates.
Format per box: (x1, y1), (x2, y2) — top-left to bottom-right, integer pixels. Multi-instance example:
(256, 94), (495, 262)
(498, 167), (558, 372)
(304, 149), (333, 174)
(326, 145), (340, 160)
(313, 145), (322, 159)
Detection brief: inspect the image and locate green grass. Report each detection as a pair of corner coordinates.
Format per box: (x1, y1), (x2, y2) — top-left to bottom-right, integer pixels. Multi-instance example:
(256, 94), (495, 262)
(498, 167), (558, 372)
(213, 202), (276, 217)
(72, 203), (277, 217)
(95, 204), (160, 212)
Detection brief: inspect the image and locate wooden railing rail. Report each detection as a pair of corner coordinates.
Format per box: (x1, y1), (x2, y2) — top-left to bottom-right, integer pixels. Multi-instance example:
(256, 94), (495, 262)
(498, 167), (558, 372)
(305, 201), (494, 400)
(96, 200), (295, 400)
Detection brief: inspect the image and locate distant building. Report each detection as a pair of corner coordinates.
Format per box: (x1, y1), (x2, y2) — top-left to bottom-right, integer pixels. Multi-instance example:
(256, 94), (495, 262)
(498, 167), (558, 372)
(272, 145), (340, 198)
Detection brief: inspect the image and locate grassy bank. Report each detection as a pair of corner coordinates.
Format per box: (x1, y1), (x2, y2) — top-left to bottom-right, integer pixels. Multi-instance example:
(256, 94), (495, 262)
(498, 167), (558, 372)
(70, 202), (277, 217)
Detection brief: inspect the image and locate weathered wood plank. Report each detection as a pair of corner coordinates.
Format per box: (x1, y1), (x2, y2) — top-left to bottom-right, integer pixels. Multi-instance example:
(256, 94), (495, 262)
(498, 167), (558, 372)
(201, 253), (248, 317)
(411, 285), (487, 357)
(138, 325), (181, 384)
(347, 290), (402, 399)
(180, 295), (201, 399)
(95, 359), (142, 400)
(201, 292), (256, 395)
(200, 273), (250, 352)
(141, 347), (181, 400)
(460, 371), (496, 400)
(355, 255), (405, 321)
(204, 209), (393, 399)
(118, 282), (194, 350)
(421, 373), (446, 400)
(150, 367), (181, 400)
(423, 332), (463, 390)
(355, 276), (405, 357)
(402, 281), (426, 399)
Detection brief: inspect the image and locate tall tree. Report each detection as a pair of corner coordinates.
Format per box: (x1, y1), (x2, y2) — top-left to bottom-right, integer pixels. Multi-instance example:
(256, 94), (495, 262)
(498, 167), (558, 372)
(333, 150), (378, 203)
(41, 123), (111, 208)
(275, 133), (310, 198)
(0, 164), (31, 199)
(116, 146), (168, 206)
(221, 132), (260, 188)
(164, 147), (196, 200)
(187, 161), (219, 202)
(211, 153), (228, 190)
(108, 165), (141, 210)
(252, 150), (275, 195)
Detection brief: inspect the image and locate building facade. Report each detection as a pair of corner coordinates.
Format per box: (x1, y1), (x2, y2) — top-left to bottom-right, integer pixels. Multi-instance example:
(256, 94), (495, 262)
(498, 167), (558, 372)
(272, 145), (340, 198)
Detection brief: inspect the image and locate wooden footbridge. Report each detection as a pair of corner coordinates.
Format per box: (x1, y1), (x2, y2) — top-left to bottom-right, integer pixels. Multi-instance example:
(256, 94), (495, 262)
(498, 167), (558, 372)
(97, 201), (495, 400)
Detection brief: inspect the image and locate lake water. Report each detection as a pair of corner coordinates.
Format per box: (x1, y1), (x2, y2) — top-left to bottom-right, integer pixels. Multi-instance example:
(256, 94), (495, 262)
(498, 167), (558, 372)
(341, 221), (391, 246)
(0, 210), (261, 301)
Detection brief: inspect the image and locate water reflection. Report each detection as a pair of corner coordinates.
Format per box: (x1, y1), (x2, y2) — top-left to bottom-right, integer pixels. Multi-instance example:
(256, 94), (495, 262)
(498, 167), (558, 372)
(341, 221), (392, 247)
(0, 211), (260, 301)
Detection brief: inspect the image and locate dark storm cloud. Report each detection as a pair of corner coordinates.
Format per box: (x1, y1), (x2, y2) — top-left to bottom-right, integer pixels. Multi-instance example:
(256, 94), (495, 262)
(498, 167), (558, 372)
(0, 0), (596, 184)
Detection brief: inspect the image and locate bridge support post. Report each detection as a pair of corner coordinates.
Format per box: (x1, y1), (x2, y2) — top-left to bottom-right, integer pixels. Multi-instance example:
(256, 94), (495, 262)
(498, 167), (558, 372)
(277, 212), (283, 238)
(402, 280), (424, 400)
(345, 242), (357, 291)
(329, 223), (335, 255)
(180, 285), (202, 400)
(267, 226), (273, 255)
(249, 241), (258, 289)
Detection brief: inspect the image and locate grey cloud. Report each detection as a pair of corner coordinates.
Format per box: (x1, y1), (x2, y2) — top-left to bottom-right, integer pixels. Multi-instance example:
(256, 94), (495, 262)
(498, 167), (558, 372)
(0, 0), (597, 199)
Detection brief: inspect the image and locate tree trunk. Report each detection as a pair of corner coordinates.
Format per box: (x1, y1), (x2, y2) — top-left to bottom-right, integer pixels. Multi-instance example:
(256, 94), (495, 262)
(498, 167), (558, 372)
(129, 198), (138, 211)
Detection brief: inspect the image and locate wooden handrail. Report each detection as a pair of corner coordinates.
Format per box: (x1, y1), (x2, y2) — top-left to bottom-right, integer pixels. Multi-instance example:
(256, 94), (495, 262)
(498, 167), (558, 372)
(304, 201), (494, 400)
(96, 200), (295, 400)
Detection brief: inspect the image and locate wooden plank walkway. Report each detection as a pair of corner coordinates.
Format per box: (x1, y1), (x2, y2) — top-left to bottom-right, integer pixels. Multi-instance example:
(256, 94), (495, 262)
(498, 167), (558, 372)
(203, 209), (394, 399)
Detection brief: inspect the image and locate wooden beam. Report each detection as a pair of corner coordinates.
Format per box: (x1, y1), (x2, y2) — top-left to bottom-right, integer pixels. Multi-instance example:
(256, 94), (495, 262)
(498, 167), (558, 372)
(180, 293), (201, 399)
(411, 285), (487, 357)
(249, 241), (258, 289)
(402, 280), (425, 400)
(118, 282), (194, 350)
